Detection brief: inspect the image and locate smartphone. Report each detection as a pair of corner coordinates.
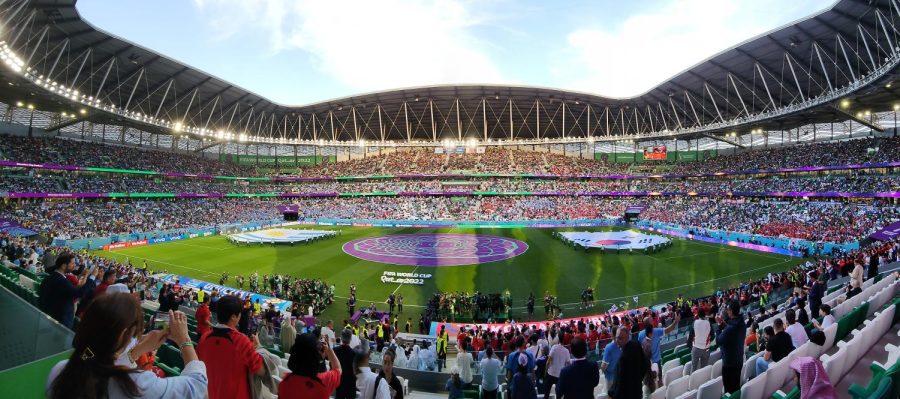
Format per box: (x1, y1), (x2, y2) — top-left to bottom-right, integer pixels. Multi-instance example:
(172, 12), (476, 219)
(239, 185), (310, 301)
(153, 312), (170, 330)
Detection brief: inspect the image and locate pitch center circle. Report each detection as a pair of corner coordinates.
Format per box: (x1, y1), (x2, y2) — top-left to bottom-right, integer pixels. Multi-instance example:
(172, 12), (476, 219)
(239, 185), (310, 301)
(342, 233), (529, 267)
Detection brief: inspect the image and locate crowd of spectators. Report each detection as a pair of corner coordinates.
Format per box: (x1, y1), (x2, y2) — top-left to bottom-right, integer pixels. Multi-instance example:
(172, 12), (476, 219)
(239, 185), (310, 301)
(0, 135), (258, 176)
(3, 172), (896, 195)
(3, 135), (899, 179)
(0, 198), (280, 240)
(1, 195), (895, 244)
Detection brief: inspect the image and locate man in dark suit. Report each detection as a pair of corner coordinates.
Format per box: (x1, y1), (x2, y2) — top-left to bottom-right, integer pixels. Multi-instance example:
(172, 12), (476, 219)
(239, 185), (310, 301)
(608, 326), (647, 399)
(38, 253), (99, 329)
(556, 338), (599, 399)
(333, 328), (359, 399)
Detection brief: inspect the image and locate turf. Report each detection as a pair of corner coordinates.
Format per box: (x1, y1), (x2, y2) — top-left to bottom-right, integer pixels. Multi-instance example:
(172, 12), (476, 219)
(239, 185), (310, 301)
(95, 226), (804, 323)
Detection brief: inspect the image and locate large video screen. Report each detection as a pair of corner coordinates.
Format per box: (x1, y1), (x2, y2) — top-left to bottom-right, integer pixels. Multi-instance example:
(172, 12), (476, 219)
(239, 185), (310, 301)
(643, 145), (668, 160)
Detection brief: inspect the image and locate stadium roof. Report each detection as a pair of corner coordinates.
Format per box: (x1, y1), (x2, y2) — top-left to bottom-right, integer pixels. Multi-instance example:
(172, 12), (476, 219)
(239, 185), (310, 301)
(1, 0), (899, 145)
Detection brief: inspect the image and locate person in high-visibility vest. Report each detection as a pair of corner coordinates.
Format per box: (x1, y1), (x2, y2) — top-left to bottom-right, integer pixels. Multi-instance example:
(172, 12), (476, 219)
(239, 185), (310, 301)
(196, 289), (205, 304)
(436, 325), (449, 372)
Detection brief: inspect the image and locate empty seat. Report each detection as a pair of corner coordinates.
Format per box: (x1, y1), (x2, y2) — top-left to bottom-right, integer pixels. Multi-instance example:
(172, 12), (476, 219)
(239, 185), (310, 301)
(707, 349), (721, 366)
(664, 365), (684, 386)
(822, 348), (847, 383)
(688, 365), (712, 390)
(650, 386), (667, 399)
(662, 358), (681, 376)
(695, 376), (723, 399)
(666, 375), (690, 399)
(742, 352), (762, 383)
(711, 359), (722, 379)
(674, 389), (696, 399)
(763, 359), (791, 398)
(739, 372), (768, 399)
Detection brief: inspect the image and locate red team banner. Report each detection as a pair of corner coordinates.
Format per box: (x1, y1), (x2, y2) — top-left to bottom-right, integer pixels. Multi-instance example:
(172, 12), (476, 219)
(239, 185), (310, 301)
(643, 145), (668, 160)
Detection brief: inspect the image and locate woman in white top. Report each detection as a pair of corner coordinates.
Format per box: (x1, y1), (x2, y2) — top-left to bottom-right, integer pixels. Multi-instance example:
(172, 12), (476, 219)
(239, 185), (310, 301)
(456, 340), (474, 386)
(354, 349), (391, 399)
(46, 293), (207, 399)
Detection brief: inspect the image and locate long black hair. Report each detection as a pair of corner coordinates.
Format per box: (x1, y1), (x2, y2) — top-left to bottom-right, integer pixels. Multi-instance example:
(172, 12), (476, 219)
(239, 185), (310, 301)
(287, 333), (322, 382)
(50, 293), (143, 399)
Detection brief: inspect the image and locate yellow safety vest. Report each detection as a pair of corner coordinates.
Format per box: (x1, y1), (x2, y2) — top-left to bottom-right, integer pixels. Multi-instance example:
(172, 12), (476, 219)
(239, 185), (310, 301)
(197, 290), (205, 303)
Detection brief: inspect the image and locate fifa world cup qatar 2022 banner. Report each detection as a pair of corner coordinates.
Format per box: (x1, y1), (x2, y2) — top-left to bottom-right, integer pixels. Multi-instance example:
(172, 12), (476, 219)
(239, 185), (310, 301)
(159, 273), (293, 312)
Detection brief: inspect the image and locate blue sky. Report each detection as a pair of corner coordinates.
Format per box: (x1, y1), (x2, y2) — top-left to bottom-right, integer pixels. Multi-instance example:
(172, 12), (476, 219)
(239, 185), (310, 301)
(77, 0), (834, 105)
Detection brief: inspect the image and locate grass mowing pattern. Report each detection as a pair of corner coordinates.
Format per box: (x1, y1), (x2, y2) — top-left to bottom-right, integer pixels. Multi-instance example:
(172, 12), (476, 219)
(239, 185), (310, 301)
(95, 226), (804, 323)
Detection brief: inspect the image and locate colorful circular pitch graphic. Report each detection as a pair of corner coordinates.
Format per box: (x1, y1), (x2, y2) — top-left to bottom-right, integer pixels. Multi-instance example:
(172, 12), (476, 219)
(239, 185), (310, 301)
(342, 234), (528, 267)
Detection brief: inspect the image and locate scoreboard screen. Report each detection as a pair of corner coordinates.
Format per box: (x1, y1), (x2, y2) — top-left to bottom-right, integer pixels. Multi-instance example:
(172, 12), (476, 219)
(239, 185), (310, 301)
(643, 145), (668, 160)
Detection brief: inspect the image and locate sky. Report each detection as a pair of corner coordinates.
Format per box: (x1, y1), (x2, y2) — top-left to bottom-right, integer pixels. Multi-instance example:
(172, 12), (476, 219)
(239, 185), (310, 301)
(77, 0), (834, 105)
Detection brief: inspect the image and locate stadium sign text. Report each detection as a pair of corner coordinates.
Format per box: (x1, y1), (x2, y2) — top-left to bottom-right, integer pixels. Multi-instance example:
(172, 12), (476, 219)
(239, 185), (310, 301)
(380, 271), (433, 285)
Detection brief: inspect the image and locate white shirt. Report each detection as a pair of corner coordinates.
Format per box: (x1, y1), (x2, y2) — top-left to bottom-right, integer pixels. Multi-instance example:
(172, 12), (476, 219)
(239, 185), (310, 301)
(692, 319), (711, 350)
(321, 326), (336, 346)
(457, 351), (474, 383)
(820, 314), (836, 329)
(785, 322), (809, 348)
(47, 359), (207, 399)
(547, 343), (571, 378)
(355, 367), (391, 399)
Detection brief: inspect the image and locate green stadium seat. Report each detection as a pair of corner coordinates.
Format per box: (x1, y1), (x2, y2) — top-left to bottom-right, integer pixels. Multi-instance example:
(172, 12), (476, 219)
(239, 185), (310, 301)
(157, 344), (185, 369)
(771, 386), (799, 399)
(848, 358), (900, 399)
(155, 360), (181, 377)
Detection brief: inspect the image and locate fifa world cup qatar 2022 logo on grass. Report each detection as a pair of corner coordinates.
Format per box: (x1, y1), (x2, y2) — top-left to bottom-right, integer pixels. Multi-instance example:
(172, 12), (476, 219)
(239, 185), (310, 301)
(342, 233), (528, 267)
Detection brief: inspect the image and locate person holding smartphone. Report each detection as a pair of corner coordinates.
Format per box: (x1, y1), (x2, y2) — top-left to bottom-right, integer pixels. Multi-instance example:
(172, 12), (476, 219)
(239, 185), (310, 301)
(46, 293), (206, 398)
(279, 333), (342, 399)
(197, 295), (265, 399)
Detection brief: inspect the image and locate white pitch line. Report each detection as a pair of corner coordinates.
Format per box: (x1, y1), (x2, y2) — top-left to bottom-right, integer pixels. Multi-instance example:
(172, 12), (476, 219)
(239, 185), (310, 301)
(689, 241), (793, 261)
(507, 258), (796, 311)
(392, 266), (420, 295)
(331, 258), (795, 312)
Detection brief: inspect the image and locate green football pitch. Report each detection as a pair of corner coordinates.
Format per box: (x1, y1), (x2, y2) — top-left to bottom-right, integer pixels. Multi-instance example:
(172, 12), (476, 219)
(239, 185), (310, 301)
(95, 226), (804, 323)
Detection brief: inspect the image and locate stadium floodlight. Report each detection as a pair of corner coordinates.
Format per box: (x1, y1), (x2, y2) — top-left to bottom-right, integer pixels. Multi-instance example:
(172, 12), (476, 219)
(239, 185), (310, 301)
(840, 99), (850, 109)
(864, 110), (871, 116)
(894, 104), (899, 111)
(173, 122), (183, 132)
(15, 101), (22, 107)
(26, 104), (33, 109)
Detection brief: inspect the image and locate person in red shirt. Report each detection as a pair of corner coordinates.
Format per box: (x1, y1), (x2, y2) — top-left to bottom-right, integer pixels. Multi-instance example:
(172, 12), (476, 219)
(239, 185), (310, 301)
(457, 327), (468, 351)
(195, 294), (212, 338)
(197, 295), (265, 399)
(93, 269), (117, 297)
(279, 333), (342, 399)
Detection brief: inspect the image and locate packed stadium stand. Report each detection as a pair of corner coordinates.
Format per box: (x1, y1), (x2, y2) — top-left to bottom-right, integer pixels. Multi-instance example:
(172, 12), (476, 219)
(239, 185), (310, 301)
(1, 0), (900, 398)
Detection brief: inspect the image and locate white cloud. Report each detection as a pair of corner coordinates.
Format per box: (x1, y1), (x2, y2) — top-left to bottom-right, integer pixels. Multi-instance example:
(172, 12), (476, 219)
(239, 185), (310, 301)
(554, 0), (833, 98)
(192, 0), (508, 98)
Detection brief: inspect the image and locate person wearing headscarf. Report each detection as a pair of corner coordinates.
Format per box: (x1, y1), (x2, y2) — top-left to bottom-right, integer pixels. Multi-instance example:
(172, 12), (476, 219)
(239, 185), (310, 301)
(393, 345), (409, 369)
(789, 357), (838, 399)
(408, 345), (420, 371)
